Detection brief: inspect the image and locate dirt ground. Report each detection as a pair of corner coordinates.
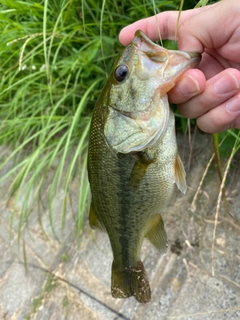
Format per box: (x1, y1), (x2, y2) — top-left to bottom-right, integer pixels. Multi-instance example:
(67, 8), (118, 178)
(0, 131), (239, 320)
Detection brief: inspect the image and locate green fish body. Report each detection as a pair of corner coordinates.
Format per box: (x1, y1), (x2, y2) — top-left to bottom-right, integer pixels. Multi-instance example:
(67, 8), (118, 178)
(88, 30), (200, 303)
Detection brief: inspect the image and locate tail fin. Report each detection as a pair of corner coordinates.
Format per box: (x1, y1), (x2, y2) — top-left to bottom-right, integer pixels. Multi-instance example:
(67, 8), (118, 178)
(111, 261), (151, 303)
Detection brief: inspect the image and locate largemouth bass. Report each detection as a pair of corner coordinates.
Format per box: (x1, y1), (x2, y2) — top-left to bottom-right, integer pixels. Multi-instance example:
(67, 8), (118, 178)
(88, 30), (200, 303)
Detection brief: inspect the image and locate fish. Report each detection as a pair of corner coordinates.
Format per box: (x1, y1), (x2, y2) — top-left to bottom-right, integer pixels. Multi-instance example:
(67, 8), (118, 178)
(87, 30), (201, 303)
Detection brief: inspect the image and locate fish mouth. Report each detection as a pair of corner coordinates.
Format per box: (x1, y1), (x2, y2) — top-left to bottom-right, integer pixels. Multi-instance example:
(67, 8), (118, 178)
(133, 29), (201, 66)
(132, 30), (201, 94)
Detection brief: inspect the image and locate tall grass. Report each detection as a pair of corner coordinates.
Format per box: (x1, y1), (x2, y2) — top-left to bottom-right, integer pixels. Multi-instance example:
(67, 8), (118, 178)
(1, 0), (236, 240)
(0, 0), (183, 238)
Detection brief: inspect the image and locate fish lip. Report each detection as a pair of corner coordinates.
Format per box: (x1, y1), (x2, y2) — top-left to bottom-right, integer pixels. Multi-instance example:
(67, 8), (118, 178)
(133, 30), (159, 48)
(183, 51), (201, 67)
(163, 50), (201, 79)
(133, 30), (165, 56)
(187, 51), (201, 59)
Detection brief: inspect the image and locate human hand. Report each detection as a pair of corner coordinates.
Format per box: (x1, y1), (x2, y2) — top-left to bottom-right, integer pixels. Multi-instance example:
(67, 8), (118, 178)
(119, 0), (240, 133)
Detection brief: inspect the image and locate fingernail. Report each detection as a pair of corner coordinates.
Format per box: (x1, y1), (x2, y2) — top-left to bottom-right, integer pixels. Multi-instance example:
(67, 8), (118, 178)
(214, 73), (239, 95)
(178, 75), (200, 96)
(226, 94), (240, 113)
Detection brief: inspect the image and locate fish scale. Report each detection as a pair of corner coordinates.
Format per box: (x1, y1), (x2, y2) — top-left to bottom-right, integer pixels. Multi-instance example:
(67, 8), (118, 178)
(88, 30), (201, 303)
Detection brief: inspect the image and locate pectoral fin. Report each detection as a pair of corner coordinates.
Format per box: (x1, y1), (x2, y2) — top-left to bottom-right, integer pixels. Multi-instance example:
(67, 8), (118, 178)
(89, 204), (105, 232)
(145, 215), (168, 254)
(130, 151), (156, 189)
(174, 154), (187, 194)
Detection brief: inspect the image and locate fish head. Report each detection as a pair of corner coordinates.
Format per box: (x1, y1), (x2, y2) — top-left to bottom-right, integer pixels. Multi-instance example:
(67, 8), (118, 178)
(104, 30), (201, 153)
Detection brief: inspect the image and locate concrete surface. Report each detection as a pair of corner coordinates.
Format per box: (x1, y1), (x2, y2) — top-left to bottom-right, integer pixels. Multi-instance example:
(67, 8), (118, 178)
(0, 131), (240, 320)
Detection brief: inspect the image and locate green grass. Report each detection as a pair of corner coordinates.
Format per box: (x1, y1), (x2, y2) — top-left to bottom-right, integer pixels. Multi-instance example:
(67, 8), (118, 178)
(0, 0), (180, 238)
(1, 0), (237, 240)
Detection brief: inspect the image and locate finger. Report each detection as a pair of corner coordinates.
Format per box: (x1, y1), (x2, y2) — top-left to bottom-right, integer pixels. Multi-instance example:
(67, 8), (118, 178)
(198, 52), (226, 80)
(119, 6), (212, 46)
(168, 69), (206, 104)
(196, 93), (240, 133)
(177, 69), (240, 119)
(119, 10), (197, 46)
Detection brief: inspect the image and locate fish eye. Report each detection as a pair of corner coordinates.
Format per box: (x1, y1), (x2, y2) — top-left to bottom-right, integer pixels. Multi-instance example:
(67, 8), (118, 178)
(114, 65), (129, 83)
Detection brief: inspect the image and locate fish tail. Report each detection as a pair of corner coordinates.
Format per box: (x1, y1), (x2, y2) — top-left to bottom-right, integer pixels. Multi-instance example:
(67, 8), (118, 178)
(111, 261), (151, 303)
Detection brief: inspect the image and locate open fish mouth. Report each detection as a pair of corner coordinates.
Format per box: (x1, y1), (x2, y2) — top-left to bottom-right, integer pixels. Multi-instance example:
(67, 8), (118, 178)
(133, 29), (201, 89)
(133, 29), (201, 66)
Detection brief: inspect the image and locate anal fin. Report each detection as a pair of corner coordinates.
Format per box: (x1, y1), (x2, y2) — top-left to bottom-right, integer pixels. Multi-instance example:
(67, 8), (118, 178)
(111, 261), (151, 303)
(174, 154), (187, 194)
(145, 215), (168, 254)
(89, 203), (105, 232)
